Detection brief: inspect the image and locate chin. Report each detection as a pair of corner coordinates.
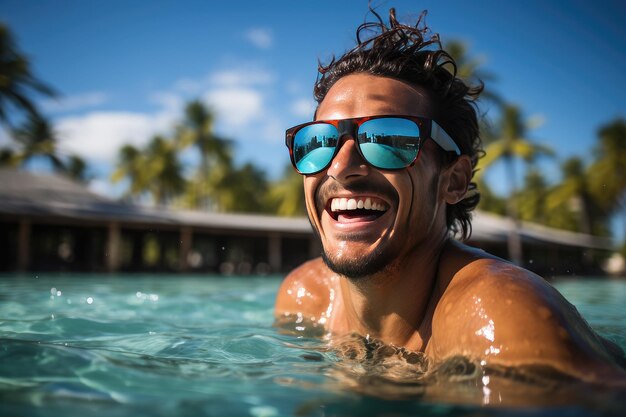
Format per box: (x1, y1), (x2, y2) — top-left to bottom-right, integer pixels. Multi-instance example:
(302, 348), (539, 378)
(321, 245), (397, 280)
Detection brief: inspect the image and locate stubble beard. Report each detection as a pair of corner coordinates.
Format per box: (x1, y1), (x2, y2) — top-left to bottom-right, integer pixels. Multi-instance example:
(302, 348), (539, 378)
(321, 239), (399, 280)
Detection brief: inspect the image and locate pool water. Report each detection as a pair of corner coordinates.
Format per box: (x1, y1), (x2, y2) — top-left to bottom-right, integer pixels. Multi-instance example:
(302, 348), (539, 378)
(0, 274), (624, 417)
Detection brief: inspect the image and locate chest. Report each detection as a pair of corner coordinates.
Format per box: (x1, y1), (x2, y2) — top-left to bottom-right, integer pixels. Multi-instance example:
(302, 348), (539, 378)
(324, 293), (435, 353)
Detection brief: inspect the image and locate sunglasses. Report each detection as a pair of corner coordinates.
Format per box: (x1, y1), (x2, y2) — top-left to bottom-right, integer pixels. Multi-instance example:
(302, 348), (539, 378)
(285, 115), (461, 175)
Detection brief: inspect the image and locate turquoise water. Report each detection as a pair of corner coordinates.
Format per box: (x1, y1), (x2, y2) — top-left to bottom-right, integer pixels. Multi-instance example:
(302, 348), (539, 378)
(0, 274), (625, 417)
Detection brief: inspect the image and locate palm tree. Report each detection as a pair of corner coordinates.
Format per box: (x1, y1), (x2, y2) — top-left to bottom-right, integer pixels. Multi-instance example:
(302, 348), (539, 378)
(10, 114), (65, 171)
(0, 147), (14, 166)
(66, 154), (89, 183)
(176, 100), (233, 209)
(211, 162), (271, 213)
(111, 144), (148, 202)
(444, 40), (502, 108)
(0, 112), (92, 181)
(476, 178), (506, 216)
(177, 101), (231, 171)
(546, 157), (598, 234)
(267, 165), (306, 217)
(476, 105), (554, 265)
(0, 23), (55, 127)
(112, 137), (186, 206)
(516, 169), (548, 224)
(145, 135), (185, 205)
(588, 118), (626, 236)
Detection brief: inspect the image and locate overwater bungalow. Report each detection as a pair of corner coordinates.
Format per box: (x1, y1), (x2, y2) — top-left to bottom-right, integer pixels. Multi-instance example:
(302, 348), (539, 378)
(0, 168), (614, 276)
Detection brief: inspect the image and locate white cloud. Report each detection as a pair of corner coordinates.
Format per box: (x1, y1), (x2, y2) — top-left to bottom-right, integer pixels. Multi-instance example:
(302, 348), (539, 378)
(172, 67), (273, 95)
(245, 28), (273, 49)
(173, 76), (211, 94)
(204, 87), (264, 128)
(41, 92), (109, 113)
(291, 98), (316, 118)
(210, 68), (274, 87)
(56, 109), (177, 163)
(149, 91), (184, 114)
(197, 66), (282, 141)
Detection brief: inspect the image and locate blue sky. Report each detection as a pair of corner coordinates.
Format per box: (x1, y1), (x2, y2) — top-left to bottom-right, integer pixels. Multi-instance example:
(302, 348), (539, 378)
(2, 0), (625, 199)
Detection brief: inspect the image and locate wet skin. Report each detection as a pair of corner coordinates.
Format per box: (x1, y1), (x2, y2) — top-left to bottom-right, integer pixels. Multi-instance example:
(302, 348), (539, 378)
(274, 73), (626, 384)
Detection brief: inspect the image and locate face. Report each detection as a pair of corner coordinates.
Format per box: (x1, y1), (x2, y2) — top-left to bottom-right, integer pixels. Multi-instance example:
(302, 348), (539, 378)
(305, 73), (450, 279)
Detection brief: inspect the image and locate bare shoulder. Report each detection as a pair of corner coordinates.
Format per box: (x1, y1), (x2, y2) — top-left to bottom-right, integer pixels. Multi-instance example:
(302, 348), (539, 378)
(274, 257), (335, 322)
(429, 252), (626, 383)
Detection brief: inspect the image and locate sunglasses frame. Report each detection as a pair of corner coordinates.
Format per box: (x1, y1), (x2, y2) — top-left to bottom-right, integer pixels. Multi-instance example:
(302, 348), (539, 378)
(285, 115), (461, 175)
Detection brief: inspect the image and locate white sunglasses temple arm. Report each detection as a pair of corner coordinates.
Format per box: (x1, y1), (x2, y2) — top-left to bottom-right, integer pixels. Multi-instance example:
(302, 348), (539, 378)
(431, 122), (461, 155)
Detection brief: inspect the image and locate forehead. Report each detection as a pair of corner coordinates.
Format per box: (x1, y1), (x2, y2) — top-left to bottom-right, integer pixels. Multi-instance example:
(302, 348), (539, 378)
(316, 73), (434, 120)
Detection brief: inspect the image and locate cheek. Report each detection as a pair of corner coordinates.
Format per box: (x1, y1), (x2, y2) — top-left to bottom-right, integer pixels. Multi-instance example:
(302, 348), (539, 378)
(400, 166), (438, 221)
(412, 152), (442, 199)
(386, 173), (415, 222)
(304, 176), (322, 219)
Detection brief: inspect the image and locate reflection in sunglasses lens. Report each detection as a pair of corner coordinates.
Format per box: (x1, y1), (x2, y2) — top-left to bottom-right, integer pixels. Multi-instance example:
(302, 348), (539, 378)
(359, 118), (420, 169)
(294, 123), (339, 173)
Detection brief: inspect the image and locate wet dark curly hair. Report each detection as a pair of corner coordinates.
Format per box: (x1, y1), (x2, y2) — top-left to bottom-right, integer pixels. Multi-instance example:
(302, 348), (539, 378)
(314, 8), (483, 240)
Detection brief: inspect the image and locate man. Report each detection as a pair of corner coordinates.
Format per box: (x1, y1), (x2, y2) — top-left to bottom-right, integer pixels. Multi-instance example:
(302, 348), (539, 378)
(274, 8), (626, 384)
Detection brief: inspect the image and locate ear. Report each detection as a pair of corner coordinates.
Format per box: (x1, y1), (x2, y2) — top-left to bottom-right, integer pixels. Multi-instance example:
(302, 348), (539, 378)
(440, 155), (472, 205)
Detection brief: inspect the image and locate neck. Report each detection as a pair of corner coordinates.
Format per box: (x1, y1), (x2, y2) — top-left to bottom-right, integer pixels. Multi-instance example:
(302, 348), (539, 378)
(336, 235), (449, 350)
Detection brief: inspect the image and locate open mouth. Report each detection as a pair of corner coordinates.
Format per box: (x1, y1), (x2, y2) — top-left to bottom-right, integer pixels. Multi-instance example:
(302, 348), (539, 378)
(327, 196), (389, 222)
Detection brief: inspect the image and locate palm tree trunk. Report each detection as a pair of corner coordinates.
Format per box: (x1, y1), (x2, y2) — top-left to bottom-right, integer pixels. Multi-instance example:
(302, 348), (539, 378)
(578, 195), (593, 235)
(505, 156), (524, 265)
(578, 195), (594, 270)
(622, 202), (626, 251)
(197, 153), (210, 210)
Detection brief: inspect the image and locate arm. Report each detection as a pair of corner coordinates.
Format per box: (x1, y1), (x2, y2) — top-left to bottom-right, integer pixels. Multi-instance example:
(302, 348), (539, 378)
(428, 259), (626, 384)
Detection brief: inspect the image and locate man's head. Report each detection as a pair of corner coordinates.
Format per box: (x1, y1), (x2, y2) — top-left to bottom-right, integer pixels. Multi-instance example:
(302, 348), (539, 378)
(286, 8), (482, 279)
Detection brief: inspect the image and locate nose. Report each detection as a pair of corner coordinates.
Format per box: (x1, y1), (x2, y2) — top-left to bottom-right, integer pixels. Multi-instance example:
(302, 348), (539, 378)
(326, 136), (370, 181)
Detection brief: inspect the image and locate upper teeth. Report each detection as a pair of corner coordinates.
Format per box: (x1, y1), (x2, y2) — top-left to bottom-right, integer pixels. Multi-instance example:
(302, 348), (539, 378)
(330, 197), (387, 212)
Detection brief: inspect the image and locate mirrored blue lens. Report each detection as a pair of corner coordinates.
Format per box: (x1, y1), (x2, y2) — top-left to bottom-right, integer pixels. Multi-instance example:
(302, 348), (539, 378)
(293, 123), (339, 173)
(358, 118), (420, 169)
